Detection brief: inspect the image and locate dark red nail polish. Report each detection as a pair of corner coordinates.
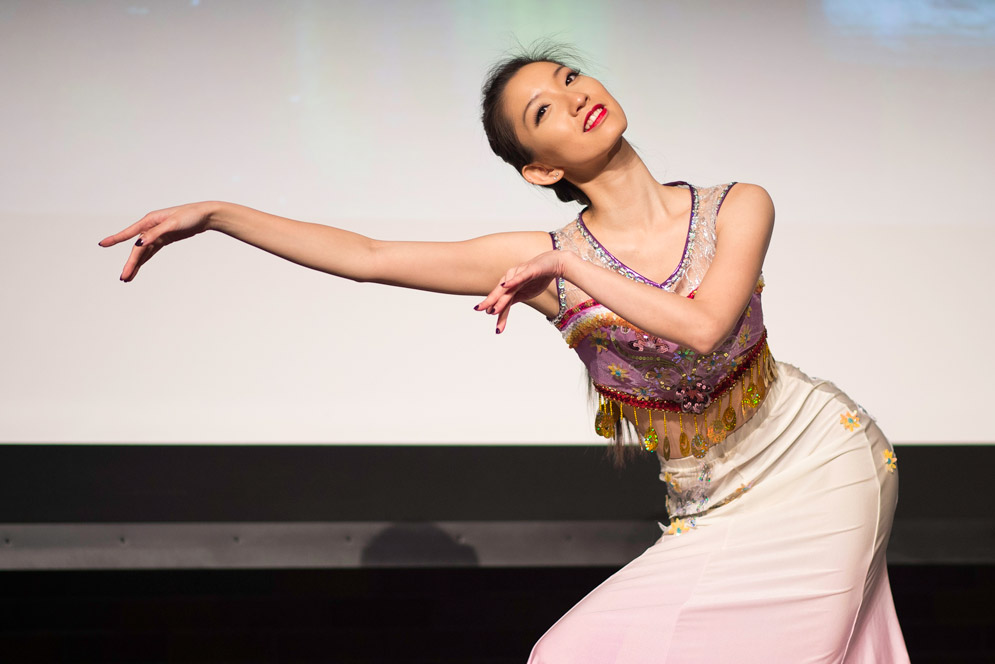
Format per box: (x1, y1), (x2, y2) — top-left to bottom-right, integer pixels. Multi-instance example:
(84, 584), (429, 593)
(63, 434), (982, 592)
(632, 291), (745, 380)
(135, 238), (144, 247)
(495, 327), (500, 334)
(500, 282), (506, 287)
(473, 305), (479, 310)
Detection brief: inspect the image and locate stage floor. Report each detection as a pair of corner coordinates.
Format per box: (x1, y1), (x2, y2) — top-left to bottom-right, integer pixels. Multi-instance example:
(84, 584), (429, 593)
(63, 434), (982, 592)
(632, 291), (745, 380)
(1, 565), (992, 663)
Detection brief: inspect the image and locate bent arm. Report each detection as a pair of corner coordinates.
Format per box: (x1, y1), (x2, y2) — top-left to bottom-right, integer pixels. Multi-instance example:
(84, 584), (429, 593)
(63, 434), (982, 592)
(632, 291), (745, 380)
(563, 184), (774, 353)
(484, 184), (774, 351)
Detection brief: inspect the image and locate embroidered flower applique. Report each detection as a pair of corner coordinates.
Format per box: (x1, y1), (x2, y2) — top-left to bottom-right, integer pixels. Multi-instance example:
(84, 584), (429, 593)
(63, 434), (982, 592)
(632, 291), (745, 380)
(630, 334), (667, 352)
(675, 379), (711, 414)
(673, 348), (695, 362)
(590, 330), (609, 353)
(840, 411), (861, 432)
(606, 364), (628, 381)
(665, 518), (691, 536)
(663, 471), (681, 492)
(883, 449), (898, 473)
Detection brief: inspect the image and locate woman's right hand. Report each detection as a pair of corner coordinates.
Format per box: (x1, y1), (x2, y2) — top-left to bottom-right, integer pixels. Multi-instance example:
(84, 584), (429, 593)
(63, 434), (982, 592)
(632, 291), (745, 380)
(98, 201), (217, 282)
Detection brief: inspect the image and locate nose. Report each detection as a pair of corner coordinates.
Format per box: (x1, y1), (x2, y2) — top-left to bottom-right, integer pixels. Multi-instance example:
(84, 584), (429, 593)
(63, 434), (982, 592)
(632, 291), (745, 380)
(570, 91), (589, 116)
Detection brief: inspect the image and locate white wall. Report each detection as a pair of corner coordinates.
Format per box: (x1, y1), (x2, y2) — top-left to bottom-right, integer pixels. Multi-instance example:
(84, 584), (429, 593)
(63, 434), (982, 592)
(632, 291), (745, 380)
(1, 0), (992, 444)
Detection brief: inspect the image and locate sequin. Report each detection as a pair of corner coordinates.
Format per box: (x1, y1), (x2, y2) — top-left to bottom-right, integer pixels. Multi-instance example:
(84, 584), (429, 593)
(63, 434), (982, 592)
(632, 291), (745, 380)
(722, 406), (737, 431)
(841, 411), (861, 432)
(679, 431), (691, 456)
(643, 427), (659, 452)
(708, 418), (727, 444)
(594, 409), (615, 438)
(691, 433), (709, 459)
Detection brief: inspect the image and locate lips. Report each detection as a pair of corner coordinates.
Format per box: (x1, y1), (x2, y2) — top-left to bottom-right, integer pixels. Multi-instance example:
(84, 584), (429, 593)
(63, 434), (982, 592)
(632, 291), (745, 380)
(584, 104), (607, 132)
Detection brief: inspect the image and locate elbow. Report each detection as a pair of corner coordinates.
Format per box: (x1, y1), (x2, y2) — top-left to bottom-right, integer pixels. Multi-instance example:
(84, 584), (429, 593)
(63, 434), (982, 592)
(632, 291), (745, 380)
(688, 320), (728, 355)
(349, 238), (382, 283)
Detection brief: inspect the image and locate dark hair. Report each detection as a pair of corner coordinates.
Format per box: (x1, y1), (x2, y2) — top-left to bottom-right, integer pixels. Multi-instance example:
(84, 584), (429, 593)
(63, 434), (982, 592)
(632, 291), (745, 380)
(480, 43), (590, 207)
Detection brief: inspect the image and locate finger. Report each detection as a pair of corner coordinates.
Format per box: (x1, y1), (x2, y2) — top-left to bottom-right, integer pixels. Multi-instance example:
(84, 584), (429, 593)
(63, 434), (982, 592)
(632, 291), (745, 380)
(474, 289), (500, 313)
(475, 279), (512, 313)
(98, 212), (162, 248)
(136, 217), (177, 247)
(120, 240), (159, 282)
(495, 299), (512, 334)
(128, 243), (162, 282)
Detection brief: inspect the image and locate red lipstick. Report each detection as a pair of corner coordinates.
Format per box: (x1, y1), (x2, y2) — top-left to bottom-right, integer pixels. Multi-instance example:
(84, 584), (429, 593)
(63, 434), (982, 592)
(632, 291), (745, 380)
(584, 104), (607, 132)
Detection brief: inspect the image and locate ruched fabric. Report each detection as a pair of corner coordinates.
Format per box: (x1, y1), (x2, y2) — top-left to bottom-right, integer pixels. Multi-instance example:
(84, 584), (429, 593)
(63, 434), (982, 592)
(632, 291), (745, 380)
(528, 363), (909, 663)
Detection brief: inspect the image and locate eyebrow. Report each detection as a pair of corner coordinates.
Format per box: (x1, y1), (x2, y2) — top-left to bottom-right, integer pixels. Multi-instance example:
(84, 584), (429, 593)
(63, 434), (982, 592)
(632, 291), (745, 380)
(522, 64), (566, 126)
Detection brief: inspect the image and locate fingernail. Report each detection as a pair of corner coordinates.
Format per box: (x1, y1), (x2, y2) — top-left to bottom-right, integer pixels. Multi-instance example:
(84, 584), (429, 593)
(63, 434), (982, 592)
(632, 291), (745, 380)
(500, 282), (506, 287)
(495, 327), (500, 334)
(135, 238), (144, 247)
(488, 308), (495, 314)
(473, 305), (479, 311)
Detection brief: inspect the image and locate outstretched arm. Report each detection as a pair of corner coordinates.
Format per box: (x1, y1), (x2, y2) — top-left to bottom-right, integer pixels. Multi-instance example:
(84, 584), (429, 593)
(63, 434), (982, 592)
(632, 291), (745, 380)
(99, 201), (559, 314)
(479, 184), (774, 352)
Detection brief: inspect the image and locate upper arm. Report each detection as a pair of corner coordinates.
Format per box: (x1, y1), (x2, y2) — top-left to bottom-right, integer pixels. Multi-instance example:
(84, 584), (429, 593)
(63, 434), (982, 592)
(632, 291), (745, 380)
(690, 183), (775, 349)
(365, 230), (558, 304)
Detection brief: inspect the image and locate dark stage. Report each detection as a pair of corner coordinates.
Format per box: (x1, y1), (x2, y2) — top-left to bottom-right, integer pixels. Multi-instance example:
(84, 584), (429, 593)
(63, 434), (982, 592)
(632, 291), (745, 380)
(1, 444), (992, 662)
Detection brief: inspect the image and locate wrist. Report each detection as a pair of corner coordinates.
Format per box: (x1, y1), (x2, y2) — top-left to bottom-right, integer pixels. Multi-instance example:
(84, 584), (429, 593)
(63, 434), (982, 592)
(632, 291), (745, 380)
(203, 201), (236, 233)
(559, 250), (583, 282)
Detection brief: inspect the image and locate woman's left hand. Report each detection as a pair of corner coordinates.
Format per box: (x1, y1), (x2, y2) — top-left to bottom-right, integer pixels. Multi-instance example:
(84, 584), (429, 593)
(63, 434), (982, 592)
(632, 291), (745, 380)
(476, 250), (571, 333)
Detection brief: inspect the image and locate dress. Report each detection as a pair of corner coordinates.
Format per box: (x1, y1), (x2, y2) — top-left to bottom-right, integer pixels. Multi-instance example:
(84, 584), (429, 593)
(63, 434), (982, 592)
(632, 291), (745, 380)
(529, 183), (909, 663)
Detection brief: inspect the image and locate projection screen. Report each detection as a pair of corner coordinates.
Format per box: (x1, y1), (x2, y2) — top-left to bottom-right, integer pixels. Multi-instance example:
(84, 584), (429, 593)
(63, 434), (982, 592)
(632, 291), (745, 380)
(0, 0), (992, 445)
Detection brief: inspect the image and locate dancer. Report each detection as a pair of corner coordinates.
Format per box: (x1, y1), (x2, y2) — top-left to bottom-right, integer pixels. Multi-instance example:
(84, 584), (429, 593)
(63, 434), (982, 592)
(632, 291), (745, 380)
(100, 48), (909, 662)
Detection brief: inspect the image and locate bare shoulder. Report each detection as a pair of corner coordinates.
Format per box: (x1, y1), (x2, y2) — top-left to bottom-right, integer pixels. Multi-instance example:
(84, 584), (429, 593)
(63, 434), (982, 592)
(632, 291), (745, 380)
(720, 183), (774, 222)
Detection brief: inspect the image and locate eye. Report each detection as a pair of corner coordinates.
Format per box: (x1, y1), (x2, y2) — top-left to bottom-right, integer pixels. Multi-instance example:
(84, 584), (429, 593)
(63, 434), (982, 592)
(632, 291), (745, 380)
(534, 104), (549, 126)
(566, 71), (579, 84)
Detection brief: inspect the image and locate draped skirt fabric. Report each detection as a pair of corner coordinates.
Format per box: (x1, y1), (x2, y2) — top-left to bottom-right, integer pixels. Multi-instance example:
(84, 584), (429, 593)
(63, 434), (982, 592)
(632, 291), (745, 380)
(528, 363), (909, 663)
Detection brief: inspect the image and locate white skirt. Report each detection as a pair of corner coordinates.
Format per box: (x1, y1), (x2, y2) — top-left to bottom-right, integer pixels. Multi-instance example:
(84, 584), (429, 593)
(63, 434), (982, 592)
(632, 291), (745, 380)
(529, 363), (909, 663)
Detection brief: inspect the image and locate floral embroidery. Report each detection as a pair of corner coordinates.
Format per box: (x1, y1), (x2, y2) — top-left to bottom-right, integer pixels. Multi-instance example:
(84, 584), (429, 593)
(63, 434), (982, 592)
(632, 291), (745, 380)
(673, 348), (695, 362)
(633, 386), (655, 399)
(606, 364), (629, 381)
(737, 328), (752, 347)
(744, 304), (752, 318)
(643, 367), (672, 388)
(883, 449), (897, 473)
(590, 330), (609, 353)
(840, 411), (861, 432)
(663, 471), (680, 492)
(675, 379), (712, 414)
(665, 518), (692, 536)
(630, 334), (668, 352)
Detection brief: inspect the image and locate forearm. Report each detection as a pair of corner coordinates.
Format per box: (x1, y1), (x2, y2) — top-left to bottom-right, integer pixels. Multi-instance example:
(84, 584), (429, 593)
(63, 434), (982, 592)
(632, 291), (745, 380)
(561, 254), (724, 353)
(207, 202), (377, 281)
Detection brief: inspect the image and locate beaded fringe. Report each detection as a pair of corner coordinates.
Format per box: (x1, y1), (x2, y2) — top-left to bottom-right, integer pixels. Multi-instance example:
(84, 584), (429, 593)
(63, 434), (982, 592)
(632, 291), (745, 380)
(595, 341), (777, 461)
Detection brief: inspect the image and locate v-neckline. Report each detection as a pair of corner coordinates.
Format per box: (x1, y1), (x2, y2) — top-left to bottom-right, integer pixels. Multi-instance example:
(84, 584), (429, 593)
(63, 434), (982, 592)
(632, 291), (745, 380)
(575, 182), (697, 291)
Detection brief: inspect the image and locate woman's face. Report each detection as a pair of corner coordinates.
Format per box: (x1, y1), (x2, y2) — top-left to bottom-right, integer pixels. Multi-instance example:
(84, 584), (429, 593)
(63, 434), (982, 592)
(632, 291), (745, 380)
(501, 61), (627, 179)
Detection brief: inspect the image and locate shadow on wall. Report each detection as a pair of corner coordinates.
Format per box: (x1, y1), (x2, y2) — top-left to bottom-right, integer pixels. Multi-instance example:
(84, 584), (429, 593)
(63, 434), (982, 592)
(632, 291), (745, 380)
(361, 523), (479, 567)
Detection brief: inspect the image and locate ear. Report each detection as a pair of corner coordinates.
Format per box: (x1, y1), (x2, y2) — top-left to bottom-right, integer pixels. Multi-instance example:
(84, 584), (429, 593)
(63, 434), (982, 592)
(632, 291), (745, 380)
(521, 162), (563, 187)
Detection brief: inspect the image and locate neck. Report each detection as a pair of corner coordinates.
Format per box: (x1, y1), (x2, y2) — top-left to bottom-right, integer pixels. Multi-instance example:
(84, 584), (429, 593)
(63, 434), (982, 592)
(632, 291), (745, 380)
(572, 139), (679, 232)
